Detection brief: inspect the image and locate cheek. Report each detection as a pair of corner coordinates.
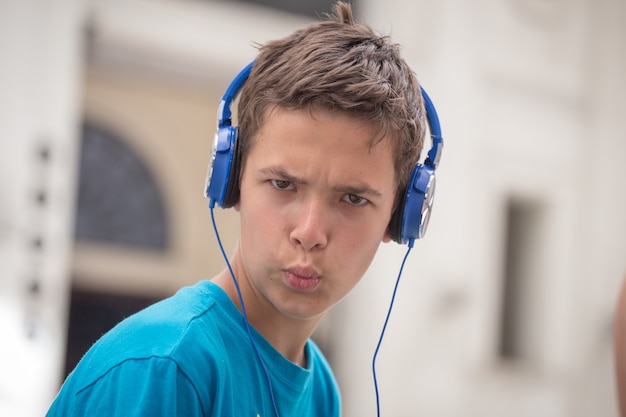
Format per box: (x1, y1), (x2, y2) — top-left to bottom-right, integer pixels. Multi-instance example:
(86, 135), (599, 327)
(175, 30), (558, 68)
(338, 230), (384, 277)
(238, 210), (275, 275)
(239, 199), (283, 247)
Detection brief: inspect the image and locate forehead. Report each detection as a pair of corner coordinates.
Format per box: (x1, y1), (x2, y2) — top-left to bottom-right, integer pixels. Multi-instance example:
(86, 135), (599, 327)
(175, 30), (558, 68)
(250, 106), (391, 153)
(260, 107), (383, 146)
(245, 108), (396, 186)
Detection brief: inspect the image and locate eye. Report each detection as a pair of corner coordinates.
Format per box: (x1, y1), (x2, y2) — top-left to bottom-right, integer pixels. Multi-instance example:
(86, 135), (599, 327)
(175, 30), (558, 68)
(342, 193), (368, 206)
(270, 179), (294, 191)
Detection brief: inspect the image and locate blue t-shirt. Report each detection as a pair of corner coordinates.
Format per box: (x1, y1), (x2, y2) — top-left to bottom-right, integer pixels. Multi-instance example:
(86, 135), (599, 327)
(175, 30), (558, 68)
(47, 281), (341, 417)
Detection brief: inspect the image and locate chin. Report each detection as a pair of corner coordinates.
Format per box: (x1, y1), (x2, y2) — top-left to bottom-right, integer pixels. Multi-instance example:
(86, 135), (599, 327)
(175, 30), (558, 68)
(279, 302), (329, 322)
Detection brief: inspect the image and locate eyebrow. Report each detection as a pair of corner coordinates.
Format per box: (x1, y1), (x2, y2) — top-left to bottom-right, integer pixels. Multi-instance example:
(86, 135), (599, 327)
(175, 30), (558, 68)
(259, 167), (305, 185)
(259, 166), (384, 198)
(335, 185), (383, 199)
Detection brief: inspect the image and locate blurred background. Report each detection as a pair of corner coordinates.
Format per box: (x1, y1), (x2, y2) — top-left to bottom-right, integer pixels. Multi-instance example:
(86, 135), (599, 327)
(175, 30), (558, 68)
(1, 0), (625, 416)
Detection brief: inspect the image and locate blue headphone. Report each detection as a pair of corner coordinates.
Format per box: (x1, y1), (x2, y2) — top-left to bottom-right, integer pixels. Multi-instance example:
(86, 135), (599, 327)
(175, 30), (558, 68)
(205, 61), (443, 245)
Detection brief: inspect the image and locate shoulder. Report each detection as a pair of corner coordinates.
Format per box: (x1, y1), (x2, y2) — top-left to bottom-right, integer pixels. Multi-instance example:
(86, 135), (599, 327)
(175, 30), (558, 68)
(68, 281), (240, 391)
(49, 281), (244, 415)
(96, 281), (222, 355)
(48, 356), (206, 416)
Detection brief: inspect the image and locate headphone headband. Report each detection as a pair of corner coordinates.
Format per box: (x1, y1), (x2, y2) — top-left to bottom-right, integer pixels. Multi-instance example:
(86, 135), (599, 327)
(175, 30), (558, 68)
(420, 87), (443, 169)
(216, 61), (444, 170)
(218, 62), (254, 128)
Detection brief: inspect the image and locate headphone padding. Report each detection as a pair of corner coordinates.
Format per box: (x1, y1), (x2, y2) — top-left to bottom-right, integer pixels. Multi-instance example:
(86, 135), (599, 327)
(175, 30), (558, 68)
(388, 183), (408, 244)
(221, 128), (242, 208)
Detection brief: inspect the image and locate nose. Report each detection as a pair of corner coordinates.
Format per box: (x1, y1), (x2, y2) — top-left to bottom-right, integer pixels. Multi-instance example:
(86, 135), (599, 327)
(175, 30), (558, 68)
(290, 198), (329, 251)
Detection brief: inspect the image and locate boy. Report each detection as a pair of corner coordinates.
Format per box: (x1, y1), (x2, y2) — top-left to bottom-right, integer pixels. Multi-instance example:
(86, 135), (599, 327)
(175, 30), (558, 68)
(47, 2), (437, 415)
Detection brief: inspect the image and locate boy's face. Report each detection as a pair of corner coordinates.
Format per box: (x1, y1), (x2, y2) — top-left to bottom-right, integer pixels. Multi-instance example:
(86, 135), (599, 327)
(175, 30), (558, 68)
(235, 108), (396, 322)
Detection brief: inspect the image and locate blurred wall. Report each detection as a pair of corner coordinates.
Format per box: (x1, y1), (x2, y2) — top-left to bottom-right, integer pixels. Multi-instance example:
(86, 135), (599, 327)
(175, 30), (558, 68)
(0, 1), (85, 416)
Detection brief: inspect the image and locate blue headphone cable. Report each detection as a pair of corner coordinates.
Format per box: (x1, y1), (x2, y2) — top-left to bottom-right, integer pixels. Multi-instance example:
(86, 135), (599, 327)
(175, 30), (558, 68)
(372, 239), (414, 417)
(210, 202), (281, 417)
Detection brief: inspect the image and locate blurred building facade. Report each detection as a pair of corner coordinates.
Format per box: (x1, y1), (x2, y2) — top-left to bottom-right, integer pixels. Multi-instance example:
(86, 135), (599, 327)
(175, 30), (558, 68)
(0, 0), (624, 416)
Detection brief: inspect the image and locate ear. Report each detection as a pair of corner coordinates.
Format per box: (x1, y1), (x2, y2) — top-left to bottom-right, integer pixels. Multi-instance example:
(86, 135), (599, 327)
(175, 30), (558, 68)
(234, 200), (241, 212)
(382, 229), (392, 243)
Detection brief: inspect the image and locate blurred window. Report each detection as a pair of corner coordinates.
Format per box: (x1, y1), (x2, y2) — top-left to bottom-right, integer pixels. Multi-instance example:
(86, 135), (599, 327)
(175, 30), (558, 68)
(498, 197), (546, 362)
(74, 122), (169, 250)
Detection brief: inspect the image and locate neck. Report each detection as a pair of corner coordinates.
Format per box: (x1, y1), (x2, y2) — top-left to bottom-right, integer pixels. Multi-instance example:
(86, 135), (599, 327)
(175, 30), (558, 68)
(212, 266), (321, 367)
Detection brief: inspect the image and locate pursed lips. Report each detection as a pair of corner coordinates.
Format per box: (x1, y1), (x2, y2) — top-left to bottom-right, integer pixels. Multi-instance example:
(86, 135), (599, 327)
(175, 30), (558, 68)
(284, 266), (321, 291)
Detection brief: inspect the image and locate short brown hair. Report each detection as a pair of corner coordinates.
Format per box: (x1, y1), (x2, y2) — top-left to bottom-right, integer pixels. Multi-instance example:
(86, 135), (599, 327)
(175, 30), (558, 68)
(237, 1), (426, 195)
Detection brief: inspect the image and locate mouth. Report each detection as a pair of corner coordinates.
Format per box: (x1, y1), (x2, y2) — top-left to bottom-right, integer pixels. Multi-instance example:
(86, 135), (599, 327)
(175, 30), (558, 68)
(284, 266), (321, 291)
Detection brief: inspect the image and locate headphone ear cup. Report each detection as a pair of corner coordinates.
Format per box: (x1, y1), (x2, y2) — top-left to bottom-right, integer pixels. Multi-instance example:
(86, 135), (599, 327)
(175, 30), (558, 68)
(388, 164), (436, 244)
(205, 125), (239, 207)
(206, 62), (254, 208)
